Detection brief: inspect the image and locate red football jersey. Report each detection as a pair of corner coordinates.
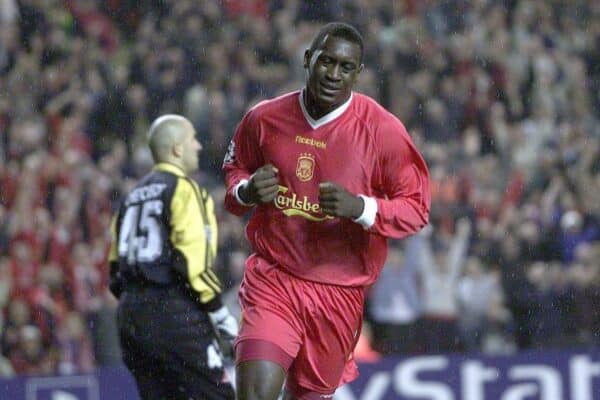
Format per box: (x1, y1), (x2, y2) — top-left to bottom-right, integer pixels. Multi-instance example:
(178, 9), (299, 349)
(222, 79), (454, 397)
(223, 90), (430, 287)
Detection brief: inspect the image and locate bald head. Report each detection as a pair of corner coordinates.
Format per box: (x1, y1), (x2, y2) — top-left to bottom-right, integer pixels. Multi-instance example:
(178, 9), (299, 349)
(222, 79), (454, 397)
(146, 114), (201, 174)
(147, 114), (191, 163)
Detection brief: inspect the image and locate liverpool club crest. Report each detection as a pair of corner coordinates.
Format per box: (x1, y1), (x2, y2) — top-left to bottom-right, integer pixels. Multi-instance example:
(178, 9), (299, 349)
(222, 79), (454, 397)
(296, 153), (315, 182)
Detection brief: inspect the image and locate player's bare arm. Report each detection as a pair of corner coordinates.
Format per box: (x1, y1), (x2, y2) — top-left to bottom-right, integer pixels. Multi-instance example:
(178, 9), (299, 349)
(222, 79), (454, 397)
(318, 182), (364, 219)
(239, 164), (279, 204)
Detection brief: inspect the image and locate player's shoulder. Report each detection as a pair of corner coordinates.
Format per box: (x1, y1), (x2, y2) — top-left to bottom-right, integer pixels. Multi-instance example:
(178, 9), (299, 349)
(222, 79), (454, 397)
(145, 168), (181, 194)
(352, 93), (396, 120)
(122, 170), (175, 208)
(352, 92), (407, 132)
(130, 169), (172, 193)
(245, 90), (300, 120)
(351, 93), (416, 153)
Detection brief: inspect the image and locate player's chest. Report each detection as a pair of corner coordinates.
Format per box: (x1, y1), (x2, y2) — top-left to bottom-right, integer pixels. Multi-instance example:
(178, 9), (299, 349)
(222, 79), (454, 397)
(259, 123), (374, 190)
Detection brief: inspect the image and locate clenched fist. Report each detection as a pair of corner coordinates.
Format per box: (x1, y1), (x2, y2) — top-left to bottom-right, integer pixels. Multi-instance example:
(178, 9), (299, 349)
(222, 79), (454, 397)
(239, 164), (279, 204)
(318, 182), (364, 219)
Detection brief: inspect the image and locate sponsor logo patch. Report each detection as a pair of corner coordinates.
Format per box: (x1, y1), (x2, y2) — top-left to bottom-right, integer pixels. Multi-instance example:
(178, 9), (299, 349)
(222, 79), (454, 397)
(274, 185), (333, 222)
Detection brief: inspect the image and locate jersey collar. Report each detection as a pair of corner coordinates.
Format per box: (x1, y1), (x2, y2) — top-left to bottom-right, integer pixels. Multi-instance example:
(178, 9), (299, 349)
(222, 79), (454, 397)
(154, 162), (186, 177)
(298, 89), (353, 130)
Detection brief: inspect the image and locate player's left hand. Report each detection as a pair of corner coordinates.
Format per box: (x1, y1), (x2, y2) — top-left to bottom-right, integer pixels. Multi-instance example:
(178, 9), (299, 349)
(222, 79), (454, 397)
(319, 182), (364, 219)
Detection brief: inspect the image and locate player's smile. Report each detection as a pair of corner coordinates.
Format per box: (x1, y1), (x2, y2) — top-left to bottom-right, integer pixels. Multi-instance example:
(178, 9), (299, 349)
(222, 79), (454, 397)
(318, 81), (341, 97)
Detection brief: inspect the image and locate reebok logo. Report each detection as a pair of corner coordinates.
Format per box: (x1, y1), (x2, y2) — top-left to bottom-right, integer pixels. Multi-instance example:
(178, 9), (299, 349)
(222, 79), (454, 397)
(295, 135), (326, 149)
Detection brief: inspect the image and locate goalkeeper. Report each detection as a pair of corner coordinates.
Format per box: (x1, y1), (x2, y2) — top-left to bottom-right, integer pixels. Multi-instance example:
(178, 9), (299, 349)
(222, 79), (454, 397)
(108, 115), (236, 400)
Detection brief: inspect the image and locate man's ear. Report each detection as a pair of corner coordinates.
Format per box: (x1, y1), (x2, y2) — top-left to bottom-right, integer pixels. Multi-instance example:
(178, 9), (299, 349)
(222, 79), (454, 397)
(303, 49), (311, 69)
(172, 143), (183, 158)
(351, 63), (364, 85)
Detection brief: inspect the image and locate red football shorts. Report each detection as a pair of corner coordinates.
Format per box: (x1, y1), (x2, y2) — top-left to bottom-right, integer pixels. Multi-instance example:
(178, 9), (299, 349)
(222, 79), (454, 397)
(235, 254), (364, 398)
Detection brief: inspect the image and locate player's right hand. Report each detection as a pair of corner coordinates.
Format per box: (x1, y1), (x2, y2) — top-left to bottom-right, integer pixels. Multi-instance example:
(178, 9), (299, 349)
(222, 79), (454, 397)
(241, 164), (279, 204)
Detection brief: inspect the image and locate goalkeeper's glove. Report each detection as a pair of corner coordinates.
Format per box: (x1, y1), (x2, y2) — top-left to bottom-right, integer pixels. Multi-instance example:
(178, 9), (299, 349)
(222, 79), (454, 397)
(208, 306), (238, 359)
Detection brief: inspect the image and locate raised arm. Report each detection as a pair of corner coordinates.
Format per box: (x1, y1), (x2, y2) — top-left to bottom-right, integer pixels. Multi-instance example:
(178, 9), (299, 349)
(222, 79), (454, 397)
(405, 229), (436, 277)
(447, 219), (471, 281)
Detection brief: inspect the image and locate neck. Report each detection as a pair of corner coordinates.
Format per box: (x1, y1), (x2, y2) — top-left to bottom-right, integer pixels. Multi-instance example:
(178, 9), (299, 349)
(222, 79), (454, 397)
(303, 89), (347, 120)
(157, 159), (186, 174)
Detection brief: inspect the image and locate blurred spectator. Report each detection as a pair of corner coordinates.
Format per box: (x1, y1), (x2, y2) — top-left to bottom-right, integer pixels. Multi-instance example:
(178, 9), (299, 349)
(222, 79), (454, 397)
(8, 325), (57, 375)
(480, 290), (516, 355)
(0, 354), (14, 378)
(2, 299), (32, 356)
(456, 256), (502, 352)
(496, 234), (535, 349)
(557, 210), (599, 263)
(56, 312), (95, 374)
(0, 258), (12, 310)
(8, 241), (39, 301)
(71, 243), (104, 316)
(522, 261), (567, 348)
(415, 219), (471, 354)
(368, 243), (421, 355)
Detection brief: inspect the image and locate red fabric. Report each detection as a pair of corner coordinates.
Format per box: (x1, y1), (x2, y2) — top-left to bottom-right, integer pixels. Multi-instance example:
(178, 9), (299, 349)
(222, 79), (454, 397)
(69, 132), (92, 156)
(10, 230), (44, 263)
(27, 288), (62, 342)
(47, 225), (75, 266)
(47, 113), (64, 154)
(66, 0), (118, 53)
(0, 166), (18, 208)
(223, 91), (430, 286)
(431, 175), (460, 205)
(85, 206), (111, 240)
(30, 286), (70, 329)
(502, 169), (525, 208)
(49, 113), (93, 157)
(236, 339), (294, 370)
(9, 348), (56, 375)
(9, 259), (40, 300)
(235, 255), (363, 395)
(223, 0), (268, 19)
(94, 240), (111, 290)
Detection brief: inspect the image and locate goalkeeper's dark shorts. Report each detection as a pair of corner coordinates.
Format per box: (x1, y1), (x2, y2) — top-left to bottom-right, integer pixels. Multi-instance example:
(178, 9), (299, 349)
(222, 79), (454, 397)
(117, 286), (235, 400)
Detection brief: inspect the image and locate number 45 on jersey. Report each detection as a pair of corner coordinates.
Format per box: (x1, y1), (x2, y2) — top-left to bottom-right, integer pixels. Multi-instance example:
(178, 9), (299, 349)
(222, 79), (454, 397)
(118, 200), (164, 264)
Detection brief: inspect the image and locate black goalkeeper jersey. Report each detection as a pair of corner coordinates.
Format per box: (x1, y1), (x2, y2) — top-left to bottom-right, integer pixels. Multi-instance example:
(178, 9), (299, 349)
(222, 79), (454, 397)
(109, 162), (223, 310)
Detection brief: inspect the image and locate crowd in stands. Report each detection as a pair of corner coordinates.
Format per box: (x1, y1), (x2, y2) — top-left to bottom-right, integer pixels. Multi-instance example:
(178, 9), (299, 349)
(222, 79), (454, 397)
(0, 0), (599, 376)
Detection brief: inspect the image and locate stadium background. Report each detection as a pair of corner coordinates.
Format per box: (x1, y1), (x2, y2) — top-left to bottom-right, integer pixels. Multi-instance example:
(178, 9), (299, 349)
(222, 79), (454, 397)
(0, 0), (599, 398)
